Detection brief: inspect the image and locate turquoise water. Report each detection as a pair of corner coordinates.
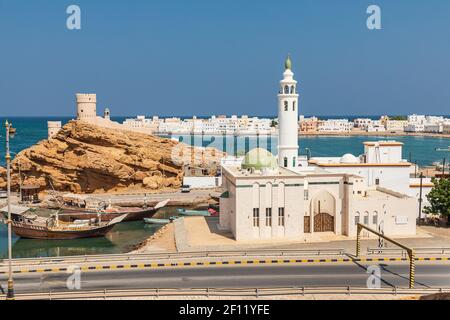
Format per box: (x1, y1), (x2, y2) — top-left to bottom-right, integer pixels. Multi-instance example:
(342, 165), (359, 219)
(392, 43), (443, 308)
(171, 134), (449, 166)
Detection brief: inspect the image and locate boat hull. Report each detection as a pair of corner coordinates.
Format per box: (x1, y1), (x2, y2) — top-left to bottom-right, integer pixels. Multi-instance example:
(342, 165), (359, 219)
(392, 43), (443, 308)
(11, 222), (116, 240)
(58, 207), (158, 223)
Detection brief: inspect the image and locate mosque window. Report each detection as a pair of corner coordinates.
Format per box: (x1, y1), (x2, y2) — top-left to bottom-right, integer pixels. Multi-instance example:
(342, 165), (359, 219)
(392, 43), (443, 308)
(293, 157), (296, 167)
(375, 178), (380, 185)
(364, 212), (369, 225)
(266, 208), (272, 227)
(373, 212), (378, 225)
(304, 189), (309, 200)
(290, 86), (295, 94)
(355, 212), (360, 225)
(284, 157), (288, 167)
(293, 101), (296, 111)
(284, 86), (289, 94)
(253, 208), (260, 227)
(278, 208), (285, 226)
(284, 101), (288, 111)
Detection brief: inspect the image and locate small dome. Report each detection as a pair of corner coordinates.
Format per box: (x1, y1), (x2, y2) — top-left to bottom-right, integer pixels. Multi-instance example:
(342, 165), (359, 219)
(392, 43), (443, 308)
(340, 153), (359, 164)
(242, 148), (278, 170)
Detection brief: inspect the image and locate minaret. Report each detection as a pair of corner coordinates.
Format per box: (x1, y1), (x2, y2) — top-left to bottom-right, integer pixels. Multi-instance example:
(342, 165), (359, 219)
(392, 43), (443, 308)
(278, 55), (299, 169)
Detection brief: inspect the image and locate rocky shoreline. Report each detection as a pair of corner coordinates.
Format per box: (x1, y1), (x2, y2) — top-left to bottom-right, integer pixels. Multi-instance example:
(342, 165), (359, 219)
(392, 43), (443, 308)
(0, 120), (223, 194)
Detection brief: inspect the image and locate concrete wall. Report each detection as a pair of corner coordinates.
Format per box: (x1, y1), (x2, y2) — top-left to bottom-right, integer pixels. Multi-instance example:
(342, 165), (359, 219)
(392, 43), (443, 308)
(183, 176), (222, 189)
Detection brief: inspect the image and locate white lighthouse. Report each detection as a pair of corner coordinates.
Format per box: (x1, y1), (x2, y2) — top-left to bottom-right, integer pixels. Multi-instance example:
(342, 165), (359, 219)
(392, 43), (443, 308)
(278, 55), (299, 169)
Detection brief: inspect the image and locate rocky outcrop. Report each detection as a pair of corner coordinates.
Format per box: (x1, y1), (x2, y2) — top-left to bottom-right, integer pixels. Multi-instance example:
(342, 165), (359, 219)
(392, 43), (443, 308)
(0, 120), (224, 194)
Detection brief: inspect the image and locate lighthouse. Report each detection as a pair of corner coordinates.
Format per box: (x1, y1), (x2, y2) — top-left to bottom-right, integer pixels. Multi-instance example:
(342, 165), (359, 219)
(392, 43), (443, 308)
(278, 55), (299, 169)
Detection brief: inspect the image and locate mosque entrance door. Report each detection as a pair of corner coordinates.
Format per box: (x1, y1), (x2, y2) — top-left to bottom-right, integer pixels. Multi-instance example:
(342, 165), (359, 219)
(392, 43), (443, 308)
(314, 212), (335, 232)
(312, 197), (335, 232)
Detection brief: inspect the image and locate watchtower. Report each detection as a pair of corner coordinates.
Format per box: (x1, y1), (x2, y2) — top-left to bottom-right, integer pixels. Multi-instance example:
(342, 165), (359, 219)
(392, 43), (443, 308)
(76, 93), (97, 121)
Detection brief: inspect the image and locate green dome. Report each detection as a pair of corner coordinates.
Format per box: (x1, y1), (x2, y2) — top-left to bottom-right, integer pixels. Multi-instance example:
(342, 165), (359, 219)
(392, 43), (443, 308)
(242, 148), (278, 170)
(285, 55), (292, 70)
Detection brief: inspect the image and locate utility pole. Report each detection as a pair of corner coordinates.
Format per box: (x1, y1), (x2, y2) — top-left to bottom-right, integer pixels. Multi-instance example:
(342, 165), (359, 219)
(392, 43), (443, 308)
(418, 173), (424, 225)
(435, 147), (449, 177)
(4, 120), (16, 300)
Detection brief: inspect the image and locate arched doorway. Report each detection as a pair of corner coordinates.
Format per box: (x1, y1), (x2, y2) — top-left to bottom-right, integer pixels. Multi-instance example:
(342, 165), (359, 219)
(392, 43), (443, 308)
(312, 191), (336, 232)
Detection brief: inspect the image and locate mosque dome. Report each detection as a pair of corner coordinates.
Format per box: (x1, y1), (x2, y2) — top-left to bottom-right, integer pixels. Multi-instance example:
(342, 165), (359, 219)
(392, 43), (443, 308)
(340, 153), (359, 164)
(242, 148), (278, 170)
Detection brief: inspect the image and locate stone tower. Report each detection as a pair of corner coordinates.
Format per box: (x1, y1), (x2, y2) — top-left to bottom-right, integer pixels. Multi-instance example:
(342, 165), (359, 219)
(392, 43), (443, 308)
(76, 93), (97, 121)
(277, 55), (299, 169)
(104, 108), (111, 121)
(47, 121), (62, 139)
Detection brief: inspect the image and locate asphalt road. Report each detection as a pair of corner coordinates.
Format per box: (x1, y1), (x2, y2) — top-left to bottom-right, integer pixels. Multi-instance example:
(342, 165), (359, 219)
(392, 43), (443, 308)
(1, 263), (449, 294)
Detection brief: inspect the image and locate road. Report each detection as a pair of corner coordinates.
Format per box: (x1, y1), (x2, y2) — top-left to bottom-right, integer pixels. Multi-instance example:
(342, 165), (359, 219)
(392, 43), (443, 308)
(2, 262), (449, 294)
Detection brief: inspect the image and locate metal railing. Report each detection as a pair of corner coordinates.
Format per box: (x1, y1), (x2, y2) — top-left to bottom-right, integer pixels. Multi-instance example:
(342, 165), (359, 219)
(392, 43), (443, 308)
(4, 286), (450, 300)
(0, 248), (347, 267)
(367, 247), (450, 256)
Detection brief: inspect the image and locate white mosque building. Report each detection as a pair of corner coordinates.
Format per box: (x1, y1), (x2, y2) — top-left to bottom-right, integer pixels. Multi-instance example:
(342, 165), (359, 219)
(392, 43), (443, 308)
(219, 56), (418, 241)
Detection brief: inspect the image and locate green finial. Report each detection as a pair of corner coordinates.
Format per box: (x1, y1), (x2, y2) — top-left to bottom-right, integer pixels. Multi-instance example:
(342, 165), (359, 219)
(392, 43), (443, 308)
(285, 54), (292, 70)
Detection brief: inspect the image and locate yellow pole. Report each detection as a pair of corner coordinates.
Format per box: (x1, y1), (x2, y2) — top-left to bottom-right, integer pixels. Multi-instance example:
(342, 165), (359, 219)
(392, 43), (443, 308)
(356, 224), (361, 257)
(409, 250), (415, 289)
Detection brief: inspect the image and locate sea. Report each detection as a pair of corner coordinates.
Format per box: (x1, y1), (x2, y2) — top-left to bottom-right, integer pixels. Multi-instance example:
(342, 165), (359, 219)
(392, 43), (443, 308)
(0, 116), (449, 258)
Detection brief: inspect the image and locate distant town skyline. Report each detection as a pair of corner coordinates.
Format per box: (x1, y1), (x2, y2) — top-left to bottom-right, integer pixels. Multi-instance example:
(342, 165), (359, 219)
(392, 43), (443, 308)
(1, 0), (450, 117)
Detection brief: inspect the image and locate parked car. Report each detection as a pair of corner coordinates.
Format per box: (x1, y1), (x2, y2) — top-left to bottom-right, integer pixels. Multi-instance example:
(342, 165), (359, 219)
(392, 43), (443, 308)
(0, 191), (7, 199)
(181, 185), (191, 193)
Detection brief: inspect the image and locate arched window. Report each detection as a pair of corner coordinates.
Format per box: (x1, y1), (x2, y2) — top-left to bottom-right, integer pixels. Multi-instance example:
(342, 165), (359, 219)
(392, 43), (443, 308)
(293, 157), (296, 167)
(355, 211), (361, 225)
(373, 211), (378, 225)
(284, 157), (288, 167)
(293, 101), (296, 111)
(290, 86), (295, 94)
(284, 86), (289, 94)
(364, 211), (369, 225)
(284, 101), (288, 111)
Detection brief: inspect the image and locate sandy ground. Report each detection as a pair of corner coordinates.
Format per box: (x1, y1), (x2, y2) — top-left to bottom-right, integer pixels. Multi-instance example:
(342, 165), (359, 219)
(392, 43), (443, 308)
(179, 217), (439, 251)
(126, 216), (450, 254)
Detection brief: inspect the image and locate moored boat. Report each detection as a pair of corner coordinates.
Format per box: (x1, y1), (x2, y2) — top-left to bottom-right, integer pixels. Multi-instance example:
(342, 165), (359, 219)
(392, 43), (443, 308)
(57, 199), (170, 223)
(1, 205), (127, 240)
(143, 218), (171, 225)
(177, 209), (211, 217)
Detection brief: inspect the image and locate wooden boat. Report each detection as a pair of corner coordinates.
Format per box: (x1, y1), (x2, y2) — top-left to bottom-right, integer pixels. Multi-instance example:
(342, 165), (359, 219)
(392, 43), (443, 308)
(144, 216), (180, 225)
(143, 218), (171, 225)
(2, 205), (127, 240)
(57, 199), (170, 223)
(177, 209), (211, 217)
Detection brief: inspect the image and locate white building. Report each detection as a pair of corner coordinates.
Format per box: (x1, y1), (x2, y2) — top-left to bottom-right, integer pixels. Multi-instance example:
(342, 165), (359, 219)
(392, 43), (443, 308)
(318, 119), (353, 132)
(354, 118), (373, 129)
(405, 123), (425, 133)
(219, 57), (417, 241)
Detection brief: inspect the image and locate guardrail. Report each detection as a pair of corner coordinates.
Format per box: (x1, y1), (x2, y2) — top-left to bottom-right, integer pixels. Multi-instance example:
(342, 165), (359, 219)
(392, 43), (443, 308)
(367, 247), (450, 256)
(0, 249), (347, 267)
(5, 286), (450, 300)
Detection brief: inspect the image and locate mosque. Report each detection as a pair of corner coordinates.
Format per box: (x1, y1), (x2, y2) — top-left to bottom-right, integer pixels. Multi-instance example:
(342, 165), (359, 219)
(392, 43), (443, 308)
(219, 56), (418, 241)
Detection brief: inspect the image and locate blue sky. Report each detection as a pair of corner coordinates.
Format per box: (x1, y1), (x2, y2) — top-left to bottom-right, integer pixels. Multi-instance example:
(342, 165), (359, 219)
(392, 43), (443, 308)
(1, 0), (449, 117)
